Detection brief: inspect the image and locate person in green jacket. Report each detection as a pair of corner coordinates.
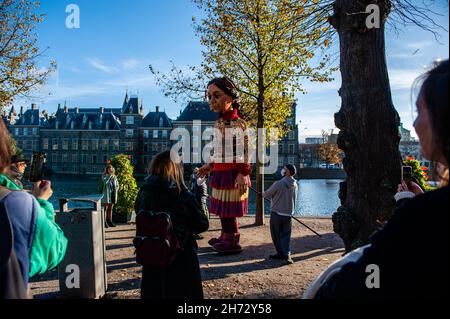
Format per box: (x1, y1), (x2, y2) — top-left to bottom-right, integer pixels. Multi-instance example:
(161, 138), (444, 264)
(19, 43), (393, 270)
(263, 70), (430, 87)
(0, 156), (68, 279)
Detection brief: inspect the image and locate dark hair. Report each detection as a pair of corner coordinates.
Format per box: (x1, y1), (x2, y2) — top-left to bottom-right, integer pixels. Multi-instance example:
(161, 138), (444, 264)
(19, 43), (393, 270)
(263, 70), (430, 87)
(416, 59), (449, 184)
(0, 120), (13, 174)
(103, 164), (115, 176)
(207, 76), (242, 115)
(148, 151), (186, 193)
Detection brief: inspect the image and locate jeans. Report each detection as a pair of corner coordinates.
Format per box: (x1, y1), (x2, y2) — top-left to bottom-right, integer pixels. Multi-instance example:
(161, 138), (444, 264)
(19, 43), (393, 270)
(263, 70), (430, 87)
(270, 212), (292, 258)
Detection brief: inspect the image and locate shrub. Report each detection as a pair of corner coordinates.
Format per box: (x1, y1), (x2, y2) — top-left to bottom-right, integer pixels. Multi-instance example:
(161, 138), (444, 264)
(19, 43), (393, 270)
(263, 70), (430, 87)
(110, 154), (138, 216)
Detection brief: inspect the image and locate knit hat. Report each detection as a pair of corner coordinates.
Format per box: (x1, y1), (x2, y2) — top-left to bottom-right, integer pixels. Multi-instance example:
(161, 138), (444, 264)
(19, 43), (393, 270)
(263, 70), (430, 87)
(285, 164), (297, 176)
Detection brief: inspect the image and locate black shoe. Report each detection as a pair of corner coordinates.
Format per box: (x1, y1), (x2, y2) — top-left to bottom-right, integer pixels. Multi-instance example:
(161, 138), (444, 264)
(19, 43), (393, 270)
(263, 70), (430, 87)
(269, 254), (284, 260)
(104, 222), (109, 229)
(107, 220), (116, 227)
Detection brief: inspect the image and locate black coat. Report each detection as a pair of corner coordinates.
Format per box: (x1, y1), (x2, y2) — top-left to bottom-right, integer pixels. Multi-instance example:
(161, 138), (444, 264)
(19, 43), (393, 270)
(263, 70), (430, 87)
(134, 176), (209, 299)
(316, 186), (449, 299)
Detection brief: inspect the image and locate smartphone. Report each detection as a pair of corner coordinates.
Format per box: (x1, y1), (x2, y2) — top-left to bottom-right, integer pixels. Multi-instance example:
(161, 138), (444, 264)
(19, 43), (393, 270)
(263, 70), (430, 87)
(402, 166), (413, 184)
(29, 152), (46, 183)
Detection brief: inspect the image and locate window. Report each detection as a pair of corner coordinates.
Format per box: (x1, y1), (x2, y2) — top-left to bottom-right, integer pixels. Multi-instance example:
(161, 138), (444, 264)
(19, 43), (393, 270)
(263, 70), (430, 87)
(288, 157), (295, 165)
(15, 128), (19, 136)
(92, 155), (97, 164)
(112, 139), (120, 151)
(24, 128), (28, 136)
(82, 140), (88, 151)
(153, 130), (158, 139)
(62, 154), (68, 163)
(42, 138), (49, 150)
(92, 139), (99, 151)
(22, 140), (28, 150)
(143, 130), (149, 138)
(126, 142), (133, 151)
(289, 131), (296, 140)
(126, 129), (134, 137)
(52, 154), (58, 163)
(62, 139), (69, 150)
(82, 155), (87, 164)
(72, 139), (78, 150)
(152, 143), (158, 152)
(32, 128), (38, 135)
(289, 144), (295, 154)
(102, 139), (109, 151)
(103, 155), (108, 163)
(143, 143), (148, 152)
(72, 154), (77, 163)
(52, 139), (59, 150)
(162, 130), (168, 139)
(126, 116), (134, 125)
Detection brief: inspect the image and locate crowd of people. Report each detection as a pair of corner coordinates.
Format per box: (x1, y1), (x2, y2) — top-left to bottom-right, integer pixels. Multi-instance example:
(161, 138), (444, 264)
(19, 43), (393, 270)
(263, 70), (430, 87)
(1, 60), (448, 299)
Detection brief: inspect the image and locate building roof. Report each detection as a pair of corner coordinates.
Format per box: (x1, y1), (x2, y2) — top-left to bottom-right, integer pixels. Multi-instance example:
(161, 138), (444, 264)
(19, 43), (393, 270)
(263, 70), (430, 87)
(141, 110), (172, 128)
(44, 110), (121, 130)
(14, 109), (41, 126)
(122, 95), (143, 114)
(176, 101), (217, 122)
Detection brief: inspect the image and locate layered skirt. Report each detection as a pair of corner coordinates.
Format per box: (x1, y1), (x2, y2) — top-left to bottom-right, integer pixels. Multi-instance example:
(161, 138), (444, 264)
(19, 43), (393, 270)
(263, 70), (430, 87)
(209, 168), (251, 218)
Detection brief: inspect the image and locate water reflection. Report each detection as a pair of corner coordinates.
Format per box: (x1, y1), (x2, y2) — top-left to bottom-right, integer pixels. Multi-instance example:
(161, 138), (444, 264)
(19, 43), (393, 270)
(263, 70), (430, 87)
(47, 176), (342, 217)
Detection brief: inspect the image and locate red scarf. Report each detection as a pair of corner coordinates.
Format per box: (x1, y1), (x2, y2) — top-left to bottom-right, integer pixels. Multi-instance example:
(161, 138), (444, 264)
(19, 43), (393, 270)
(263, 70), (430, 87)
(219, 108), (239, 120)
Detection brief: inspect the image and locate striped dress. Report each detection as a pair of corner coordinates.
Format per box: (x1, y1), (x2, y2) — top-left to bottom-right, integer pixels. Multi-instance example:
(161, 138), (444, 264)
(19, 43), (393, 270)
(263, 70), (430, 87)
(209, 109), (252, 218)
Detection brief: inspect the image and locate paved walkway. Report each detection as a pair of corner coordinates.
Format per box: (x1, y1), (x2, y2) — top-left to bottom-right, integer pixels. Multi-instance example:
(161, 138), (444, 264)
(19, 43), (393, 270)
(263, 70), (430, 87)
(29, 216), (344, 299)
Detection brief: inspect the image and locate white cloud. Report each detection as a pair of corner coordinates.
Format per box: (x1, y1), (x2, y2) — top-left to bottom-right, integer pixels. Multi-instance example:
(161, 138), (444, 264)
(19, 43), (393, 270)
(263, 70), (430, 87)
(86, 58), (120, 74)
(405, 41), (434, 50)
(389, 68), (424, 91)
(121, 59), (140, 71)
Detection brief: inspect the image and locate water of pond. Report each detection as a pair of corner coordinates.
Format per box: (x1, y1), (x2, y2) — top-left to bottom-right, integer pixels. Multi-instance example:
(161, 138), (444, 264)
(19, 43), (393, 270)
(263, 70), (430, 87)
(46, 176), (342, 217)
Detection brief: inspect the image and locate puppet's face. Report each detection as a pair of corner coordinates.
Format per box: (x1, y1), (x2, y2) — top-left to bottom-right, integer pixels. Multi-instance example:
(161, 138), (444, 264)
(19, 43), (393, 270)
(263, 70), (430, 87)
(207, 84), (233, 113)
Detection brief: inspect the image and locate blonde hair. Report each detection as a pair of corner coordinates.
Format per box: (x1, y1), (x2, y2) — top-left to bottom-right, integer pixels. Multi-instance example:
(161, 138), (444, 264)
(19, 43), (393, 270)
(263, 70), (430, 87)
(148, 151), (186, 193)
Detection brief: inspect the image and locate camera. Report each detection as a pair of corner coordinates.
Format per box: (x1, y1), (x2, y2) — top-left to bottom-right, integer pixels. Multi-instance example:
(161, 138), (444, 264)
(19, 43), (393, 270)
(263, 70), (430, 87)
(401, 166), (413, 185)
(29, 152), (47, 183)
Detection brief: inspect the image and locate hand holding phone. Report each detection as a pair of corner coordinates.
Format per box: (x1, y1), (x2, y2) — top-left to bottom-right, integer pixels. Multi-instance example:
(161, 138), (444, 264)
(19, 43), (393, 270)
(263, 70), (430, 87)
(29, 152), (46, 183)
(32, 180), (53, 201)
(401, 166), (413, 186)
(398, 166), (424, 196)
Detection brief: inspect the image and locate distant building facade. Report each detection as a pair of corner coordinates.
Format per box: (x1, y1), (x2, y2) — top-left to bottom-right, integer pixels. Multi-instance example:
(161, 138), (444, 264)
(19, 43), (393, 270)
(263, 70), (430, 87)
(4, 93), (172, 175)
(4, 95), (299, 175)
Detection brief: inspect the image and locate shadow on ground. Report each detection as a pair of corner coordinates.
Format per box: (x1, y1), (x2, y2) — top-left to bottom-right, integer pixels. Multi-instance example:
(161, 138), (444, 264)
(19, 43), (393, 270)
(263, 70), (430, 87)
(199, 233), (344, 281)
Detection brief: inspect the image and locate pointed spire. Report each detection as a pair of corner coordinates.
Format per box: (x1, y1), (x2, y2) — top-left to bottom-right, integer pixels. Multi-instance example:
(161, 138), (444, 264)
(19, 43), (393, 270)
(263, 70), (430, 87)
(122, 89), (130, 112)
(9, 105), (16, 116)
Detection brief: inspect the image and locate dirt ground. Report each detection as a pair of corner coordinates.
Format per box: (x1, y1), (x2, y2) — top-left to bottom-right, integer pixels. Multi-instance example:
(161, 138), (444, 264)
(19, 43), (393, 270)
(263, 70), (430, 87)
(29, 216), (345, 299)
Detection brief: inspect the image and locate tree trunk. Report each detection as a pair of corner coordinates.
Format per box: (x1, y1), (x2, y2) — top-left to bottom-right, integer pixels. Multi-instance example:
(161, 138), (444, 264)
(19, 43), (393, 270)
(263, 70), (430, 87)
(330, 0), (402, 252)
(255, 94), (265, 226)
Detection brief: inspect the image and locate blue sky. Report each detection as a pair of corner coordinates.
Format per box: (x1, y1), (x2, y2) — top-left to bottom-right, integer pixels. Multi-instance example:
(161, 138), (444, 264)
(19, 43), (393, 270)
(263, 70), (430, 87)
(16, 0), (449, 141)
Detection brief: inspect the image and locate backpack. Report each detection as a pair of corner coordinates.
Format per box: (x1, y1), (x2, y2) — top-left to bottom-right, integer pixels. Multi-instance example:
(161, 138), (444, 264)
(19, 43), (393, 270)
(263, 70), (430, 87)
(0, 187), (29, 299)
(133, 210), (180, 268)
